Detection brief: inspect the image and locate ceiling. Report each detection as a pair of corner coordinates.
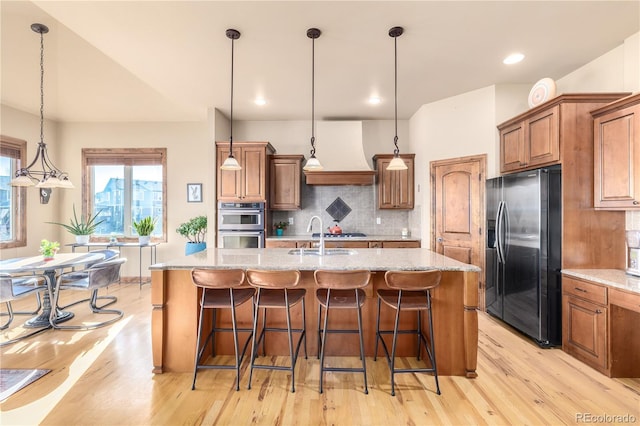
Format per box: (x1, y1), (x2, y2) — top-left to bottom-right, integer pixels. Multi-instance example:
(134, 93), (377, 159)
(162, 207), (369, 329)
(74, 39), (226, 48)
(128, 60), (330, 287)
(1, 1), (638, 123)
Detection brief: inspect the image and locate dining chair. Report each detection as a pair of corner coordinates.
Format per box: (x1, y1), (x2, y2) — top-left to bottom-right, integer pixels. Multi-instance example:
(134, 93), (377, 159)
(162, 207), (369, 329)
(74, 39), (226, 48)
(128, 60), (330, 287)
(0, 273), (51, 346)
(50, 257), (127, 330)
(58, 249), (120, 310)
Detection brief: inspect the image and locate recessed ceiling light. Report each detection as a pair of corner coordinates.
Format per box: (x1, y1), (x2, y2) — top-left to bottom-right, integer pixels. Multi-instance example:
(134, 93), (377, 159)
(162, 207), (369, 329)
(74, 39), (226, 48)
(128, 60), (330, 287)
(503, 53), (525, 65)
(368, 96), (381, 105)
(254, 98), (267, 106)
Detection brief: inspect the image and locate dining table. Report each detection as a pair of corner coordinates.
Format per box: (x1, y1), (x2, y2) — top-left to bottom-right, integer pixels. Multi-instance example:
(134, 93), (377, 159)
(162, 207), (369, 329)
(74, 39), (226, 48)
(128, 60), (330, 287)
(0, 252), (105, 328)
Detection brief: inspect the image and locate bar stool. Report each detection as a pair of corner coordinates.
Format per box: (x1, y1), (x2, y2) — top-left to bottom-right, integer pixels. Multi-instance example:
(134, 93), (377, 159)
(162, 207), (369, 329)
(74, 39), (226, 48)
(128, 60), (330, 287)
(190, 268), (255, 391)
(314, 269), (371, 394)
(246, 269), (306, 393)
(374, 270), (442, 396)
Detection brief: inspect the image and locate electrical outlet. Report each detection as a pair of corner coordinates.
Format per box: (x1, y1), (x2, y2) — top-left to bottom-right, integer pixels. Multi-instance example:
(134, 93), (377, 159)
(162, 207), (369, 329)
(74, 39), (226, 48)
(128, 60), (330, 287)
(288, 217), (294, 225)
(376, 217), (381, 225)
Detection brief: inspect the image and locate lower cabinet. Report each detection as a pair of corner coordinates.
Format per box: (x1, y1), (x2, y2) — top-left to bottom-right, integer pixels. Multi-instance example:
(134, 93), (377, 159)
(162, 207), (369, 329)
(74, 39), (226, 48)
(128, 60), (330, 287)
(265, 240), (297, 248)
(266, 239), (421, 249)
(563, 292), (608, 373)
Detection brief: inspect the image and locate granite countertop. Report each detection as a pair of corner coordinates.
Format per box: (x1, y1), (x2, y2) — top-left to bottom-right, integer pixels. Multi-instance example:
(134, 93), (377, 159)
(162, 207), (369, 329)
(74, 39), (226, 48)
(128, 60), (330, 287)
(266, 234), (421, 242)
(149, 247), (479, 272)
(562, 269), (640, 295)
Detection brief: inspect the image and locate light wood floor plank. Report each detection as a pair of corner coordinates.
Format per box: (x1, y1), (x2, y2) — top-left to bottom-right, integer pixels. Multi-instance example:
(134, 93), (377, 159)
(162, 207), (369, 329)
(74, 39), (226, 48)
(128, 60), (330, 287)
(1, 283), (638, 425)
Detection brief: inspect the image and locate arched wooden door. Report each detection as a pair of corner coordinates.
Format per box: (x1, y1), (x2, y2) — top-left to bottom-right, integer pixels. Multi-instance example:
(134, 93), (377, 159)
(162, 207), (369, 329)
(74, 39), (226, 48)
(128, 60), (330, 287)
(431, 155), (486, 310)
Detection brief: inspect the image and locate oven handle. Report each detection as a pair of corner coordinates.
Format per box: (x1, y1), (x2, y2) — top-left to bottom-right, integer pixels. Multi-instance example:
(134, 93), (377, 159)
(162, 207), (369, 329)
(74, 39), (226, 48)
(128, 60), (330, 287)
(219, 209), (264, 215)
(219, 231), (264, 235)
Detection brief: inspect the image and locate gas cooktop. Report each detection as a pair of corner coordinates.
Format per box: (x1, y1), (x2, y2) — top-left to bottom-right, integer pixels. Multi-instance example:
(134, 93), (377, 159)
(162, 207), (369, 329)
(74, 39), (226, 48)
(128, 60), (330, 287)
(312, 233), (367, 238)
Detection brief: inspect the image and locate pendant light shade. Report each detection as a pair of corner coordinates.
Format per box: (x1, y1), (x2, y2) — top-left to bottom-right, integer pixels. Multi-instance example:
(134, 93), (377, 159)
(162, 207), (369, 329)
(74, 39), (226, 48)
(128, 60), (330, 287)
(303, 28), (323, 171)
(220, 29), (242, 171)
(386, 26), (408, 171)
(11, 23), (74, 189)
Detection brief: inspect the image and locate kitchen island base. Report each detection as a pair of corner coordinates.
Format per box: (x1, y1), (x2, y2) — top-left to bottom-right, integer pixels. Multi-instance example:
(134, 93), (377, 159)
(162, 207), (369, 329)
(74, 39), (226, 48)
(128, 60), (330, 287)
(151, 268), (478, 378)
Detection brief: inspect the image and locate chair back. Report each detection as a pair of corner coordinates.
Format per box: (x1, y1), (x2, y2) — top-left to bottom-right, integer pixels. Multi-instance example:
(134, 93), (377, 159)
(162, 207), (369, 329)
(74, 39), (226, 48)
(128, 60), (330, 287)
(0, 274), (13, 303)
(85, 257), (127, 289)
(191, 268), (245, 289)
(246, 269), (300, 289)
(87, 249), (119, 266)
(384, 270), (442, 291)
(314, 270), (371, 290)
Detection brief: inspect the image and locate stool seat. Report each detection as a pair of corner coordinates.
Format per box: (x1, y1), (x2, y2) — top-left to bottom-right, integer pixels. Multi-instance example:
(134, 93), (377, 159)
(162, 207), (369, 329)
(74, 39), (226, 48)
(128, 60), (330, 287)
(375, 270), (442, 396)
(377, 289), (428, 310)
(254, 288), (305, 309)
(316, 288), (366, 309)
(202, 288), (255, 308)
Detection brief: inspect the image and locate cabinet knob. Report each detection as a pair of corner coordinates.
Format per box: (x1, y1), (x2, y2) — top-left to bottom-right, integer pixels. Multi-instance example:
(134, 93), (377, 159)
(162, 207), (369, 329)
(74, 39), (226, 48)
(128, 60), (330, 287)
(595, 309), (603, 314)
(634, 200), (639, 205)
(437, 237), (444, 243)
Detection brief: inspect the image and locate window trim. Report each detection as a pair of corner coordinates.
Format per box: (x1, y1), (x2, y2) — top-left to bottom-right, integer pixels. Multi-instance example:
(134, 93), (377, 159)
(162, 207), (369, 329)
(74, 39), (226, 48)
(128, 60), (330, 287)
(82, 148), (167, 242)
(0, 135), (27, 249)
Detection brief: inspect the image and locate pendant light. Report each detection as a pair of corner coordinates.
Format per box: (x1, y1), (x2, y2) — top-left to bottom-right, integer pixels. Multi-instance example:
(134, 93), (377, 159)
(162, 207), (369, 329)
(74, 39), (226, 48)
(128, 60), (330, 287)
(386, 26), (408, 171)
(220, 29), (242, 171)
(302, 28), (323, 171)
(11, 23), (74, 189)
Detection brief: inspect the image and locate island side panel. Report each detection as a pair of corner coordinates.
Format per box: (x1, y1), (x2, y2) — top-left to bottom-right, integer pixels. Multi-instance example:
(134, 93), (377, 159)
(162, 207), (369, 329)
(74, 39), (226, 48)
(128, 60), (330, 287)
(463, 271), (479, 378)
(151, 270), (165, 373)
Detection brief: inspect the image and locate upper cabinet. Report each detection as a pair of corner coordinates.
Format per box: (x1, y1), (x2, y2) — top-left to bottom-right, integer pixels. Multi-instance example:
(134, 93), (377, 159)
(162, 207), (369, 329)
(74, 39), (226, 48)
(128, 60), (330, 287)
(216, 141), (275, 202)
(591, 94), (640, 210)
(499, 105), (560, 173)
(373, 154), (415, 209)
(270, 154), (304, 210)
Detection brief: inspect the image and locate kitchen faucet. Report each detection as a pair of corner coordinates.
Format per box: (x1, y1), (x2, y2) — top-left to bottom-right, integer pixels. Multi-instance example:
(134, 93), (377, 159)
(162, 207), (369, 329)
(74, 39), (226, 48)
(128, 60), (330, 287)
(306, 215), (325, 255)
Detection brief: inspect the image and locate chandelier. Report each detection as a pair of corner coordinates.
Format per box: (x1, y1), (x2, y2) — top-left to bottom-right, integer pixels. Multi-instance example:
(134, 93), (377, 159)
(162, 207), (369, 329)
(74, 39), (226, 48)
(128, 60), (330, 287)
(11, 23), (73, 189)
(386, 26), (408, 171)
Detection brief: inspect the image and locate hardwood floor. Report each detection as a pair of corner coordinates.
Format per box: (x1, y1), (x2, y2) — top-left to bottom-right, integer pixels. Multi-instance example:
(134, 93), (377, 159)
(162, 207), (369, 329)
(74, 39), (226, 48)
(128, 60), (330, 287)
(1, 283), (638, 425)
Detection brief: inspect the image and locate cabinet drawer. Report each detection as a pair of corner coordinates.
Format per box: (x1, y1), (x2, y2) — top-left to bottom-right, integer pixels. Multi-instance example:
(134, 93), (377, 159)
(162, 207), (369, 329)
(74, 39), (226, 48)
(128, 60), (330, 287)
(563, 277), (607, 305)
(609, 288), (640, 313)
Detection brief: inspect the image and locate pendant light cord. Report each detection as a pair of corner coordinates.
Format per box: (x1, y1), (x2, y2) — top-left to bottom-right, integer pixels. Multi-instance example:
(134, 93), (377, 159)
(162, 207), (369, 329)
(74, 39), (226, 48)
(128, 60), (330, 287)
(393, 33), (399, 156)
(39, 28), (45, 145)
(310, 34), (316, 157)
(229, 35), (235, 156)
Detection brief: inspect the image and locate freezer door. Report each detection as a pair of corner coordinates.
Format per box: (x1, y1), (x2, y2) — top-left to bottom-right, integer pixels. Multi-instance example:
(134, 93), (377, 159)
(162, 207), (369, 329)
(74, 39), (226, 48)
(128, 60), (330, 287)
(502, 170), (544, 341)
(485, 177), (503, 318)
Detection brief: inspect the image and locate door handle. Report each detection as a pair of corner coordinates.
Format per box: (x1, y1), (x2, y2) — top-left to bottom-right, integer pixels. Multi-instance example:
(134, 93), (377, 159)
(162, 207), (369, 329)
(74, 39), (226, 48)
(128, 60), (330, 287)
(436, 237), (443, 243)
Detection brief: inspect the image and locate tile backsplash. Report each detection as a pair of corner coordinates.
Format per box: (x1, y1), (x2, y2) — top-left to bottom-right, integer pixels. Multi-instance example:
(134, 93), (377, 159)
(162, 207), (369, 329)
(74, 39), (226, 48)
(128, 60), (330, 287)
(271, 184), (409, 237)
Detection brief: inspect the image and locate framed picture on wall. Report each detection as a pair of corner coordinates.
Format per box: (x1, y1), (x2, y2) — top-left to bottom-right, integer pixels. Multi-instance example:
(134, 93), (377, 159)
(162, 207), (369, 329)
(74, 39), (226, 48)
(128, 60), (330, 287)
(187, 183), (202, 203)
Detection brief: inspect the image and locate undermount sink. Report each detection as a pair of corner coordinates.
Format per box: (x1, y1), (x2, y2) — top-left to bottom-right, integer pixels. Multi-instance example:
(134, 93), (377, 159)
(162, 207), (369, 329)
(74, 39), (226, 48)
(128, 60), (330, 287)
(287, 248), (357, 256)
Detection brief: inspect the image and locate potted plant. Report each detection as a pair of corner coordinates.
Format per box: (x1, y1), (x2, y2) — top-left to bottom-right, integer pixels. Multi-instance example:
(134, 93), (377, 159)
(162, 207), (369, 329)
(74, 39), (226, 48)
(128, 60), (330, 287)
(132, 216), (157, 245)
(274, 221), (288, 237)
(176, 215), (207, 255)
(39, 239), (60, 261)
(48, 205), (104, 244)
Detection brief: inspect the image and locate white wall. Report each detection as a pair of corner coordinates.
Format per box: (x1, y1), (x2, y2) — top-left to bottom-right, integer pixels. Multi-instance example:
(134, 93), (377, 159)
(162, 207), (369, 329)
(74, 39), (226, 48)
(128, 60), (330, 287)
(55, 120), (211, 277)
(1, 105), (62, 259)
(408, 86), (497, 243)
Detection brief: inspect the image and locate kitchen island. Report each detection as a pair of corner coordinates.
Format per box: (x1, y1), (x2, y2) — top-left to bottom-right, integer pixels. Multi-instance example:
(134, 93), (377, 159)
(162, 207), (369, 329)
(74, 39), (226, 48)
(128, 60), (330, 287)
(149, 248), (481, 377)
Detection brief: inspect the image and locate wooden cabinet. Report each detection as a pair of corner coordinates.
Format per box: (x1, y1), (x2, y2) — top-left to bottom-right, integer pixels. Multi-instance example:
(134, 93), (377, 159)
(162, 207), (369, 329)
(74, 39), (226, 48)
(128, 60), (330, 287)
(562, 276), (608, 374)
(324, 241), (370, 249)
(380, 240), (420, 248)
(591, 94), (640, 209)
(216, 142), (275, 202)
(265, 240), (297, 248)
(373, 154), (415, 209)
(499, 105), (560, 173)
(269, 155), (303, 210)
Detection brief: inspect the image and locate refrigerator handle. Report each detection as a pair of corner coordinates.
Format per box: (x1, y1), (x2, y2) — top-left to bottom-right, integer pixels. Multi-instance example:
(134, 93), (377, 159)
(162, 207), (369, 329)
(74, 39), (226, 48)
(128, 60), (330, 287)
(496, 201), (505, 264)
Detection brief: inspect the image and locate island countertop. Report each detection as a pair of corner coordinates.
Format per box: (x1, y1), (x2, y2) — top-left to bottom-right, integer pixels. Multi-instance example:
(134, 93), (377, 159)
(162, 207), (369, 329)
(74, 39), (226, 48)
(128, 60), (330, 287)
(150, 248), (480, 378)
(149, 247), (481, 272)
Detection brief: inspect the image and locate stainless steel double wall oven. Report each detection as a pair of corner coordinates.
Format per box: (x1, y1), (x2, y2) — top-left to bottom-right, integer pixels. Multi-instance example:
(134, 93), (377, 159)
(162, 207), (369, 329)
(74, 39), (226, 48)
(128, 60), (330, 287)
(217, 202), (265, 248)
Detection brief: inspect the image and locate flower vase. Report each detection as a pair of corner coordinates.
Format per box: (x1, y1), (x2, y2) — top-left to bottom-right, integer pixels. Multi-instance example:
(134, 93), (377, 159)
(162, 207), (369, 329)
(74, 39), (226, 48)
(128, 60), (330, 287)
(276, 228), (284, 236)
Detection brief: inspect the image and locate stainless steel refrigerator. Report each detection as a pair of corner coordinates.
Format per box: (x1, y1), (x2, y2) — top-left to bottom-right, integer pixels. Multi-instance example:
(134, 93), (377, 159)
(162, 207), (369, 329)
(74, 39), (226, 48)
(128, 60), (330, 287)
(485, 166), (562, 347)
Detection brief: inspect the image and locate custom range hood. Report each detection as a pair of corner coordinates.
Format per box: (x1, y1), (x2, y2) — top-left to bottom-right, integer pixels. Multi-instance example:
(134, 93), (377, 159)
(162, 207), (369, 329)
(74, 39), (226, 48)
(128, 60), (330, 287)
(303, 121), (375, 185)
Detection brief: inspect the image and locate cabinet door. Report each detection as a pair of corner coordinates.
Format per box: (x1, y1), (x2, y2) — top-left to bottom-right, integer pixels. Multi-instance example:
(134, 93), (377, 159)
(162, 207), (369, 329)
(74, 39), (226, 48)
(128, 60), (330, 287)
(382, 241), (420, 248)
(242, 146), (268, 201)
(526, 105), (560, 167)
(217, 145), (243, 201)
(376, 154), (414, 209)
(270, 156), (302, 210)
(324, 241), (370, 249)
(562, 293), (608, 372)
(594, 105), (640, 209)
(500, 121), (526, 173)
(265, 240), (297, 248)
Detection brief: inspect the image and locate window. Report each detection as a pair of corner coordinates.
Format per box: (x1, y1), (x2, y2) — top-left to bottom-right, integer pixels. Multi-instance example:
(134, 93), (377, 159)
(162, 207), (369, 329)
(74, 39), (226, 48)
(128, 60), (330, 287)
(82, 148), (167, 241)
(0, 135), (27, 248)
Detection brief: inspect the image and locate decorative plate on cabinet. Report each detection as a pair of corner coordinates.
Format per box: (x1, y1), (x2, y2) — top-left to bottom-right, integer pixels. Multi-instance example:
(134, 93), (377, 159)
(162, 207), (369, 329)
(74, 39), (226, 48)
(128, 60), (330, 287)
(528, 77), (557, 108)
